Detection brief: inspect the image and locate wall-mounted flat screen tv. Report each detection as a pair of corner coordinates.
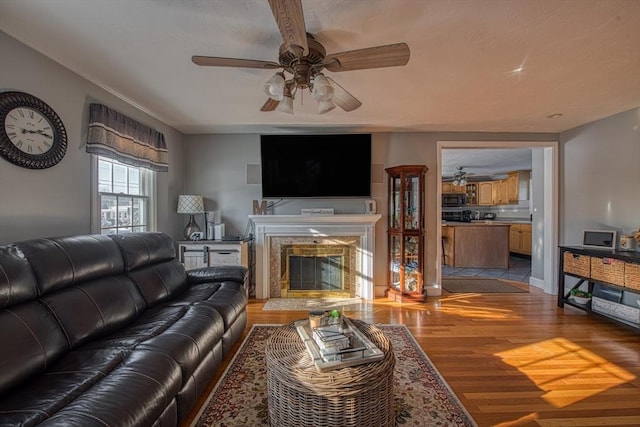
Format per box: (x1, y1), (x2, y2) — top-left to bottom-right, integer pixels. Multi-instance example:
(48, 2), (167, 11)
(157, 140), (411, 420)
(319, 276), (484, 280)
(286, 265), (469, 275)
(260, 134), (372, 198)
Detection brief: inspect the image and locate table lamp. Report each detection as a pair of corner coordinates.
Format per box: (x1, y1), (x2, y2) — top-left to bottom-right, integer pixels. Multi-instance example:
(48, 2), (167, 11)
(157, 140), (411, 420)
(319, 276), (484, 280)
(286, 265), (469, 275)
(177, 195), (205, 239)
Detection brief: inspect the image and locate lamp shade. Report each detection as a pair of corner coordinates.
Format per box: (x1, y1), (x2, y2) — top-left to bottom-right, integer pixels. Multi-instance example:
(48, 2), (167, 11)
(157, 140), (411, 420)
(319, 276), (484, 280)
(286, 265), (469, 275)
(177, 195), (204, 214)
(263, 72), (286, 101)
(312, 74), (334, 102)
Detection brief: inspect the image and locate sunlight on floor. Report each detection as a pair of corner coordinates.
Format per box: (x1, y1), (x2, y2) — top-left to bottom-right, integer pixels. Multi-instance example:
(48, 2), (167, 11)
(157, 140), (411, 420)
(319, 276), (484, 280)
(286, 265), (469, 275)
(496, 337), (636, 408)
(434, 294), (522, 320)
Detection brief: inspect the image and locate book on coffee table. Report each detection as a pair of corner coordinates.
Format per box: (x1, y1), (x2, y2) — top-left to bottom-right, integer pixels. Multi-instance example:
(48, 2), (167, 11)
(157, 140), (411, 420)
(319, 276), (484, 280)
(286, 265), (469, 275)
(295, 317), (384, 372)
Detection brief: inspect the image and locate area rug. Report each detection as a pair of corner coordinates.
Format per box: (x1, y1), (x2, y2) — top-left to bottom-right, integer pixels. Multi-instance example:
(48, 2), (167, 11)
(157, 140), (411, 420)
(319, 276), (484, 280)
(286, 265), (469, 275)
(191, 324), (477, 427)
(262, 297), (371, 312)
(442, 277), (528, 293)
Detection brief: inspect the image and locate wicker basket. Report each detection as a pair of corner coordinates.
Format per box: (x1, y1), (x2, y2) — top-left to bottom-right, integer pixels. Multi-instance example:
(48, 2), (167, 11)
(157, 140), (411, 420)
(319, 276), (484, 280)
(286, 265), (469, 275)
(591, 257), (625, 286)
(265, 319), (395, 427)
(624, 262), (640, 290)
(563, 252), (591, 277)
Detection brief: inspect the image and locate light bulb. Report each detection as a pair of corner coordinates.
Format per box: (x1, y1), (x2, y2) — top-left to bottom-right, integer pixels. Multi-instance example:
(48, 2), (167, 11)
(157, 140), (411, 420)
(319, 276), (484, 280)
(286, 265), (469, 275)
(317, 99), (336, 114)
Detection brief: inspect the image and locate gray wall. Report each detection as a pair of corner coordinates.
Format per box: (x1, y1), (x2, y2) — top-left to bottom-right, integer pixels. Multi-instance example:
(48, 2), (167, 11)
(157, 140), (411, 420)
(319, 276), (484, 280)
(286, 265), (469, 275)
(0, 32), (187, 244)
(559, 108), (640, 244)
(185, 132), (558, 296)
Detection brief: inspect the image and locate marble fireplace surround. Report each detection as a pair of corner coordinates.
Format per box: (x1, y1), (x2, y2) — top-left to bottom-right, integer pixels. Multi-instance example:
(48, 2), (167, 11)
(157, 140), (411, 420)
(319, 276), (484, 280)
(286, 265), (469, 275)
(249, 215), (382, 300)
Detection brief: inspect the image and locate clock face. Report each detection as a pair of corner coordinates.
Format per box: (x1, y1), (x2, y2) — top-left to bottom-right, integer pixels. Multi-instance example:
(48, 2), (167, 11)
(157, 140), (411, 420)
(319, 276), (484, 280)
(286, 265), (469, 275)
(4, 107), (55, 155)
(0, 91), (67, 169)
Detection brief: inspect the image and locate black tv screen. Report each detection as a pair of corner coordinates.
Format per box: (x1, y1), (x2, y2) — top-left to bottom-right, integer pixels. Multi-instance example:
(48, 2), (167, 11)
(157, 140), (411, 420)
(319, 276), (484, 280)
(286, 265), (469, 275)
(260, 134), (372, 198)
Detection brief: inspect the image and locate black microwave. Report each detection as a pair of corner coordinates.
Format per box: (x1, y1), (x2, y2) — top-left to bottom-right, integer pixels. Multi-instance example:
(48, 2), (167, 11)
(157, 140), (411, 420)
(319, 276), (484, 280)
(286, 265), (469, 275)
(442, 193), (467, 207)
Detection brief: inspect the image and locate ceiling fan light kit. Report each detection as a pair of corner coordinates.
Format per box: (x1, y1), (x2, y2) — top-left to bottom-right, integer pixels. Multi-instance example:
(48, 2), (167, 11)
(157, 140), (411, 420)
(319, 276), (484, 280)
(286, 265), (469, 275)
(192, 0), (410, 115)
(263, 72), (286, 101)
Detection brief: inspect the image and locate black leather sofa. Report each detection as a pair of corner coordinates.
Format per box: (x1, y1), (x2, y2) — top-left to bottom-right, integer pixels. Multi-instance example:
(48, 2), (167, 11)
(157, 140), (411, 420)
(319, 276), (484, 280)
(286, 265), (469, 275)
(0, 232), (248, 426)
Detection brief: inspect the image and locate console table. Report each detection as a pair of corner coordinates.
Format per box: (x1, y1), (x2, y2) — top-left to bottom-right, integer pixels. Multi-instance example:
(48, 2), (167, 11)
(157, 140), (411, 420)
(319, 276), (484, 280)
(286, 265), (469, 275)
(558, 246), (640, 331)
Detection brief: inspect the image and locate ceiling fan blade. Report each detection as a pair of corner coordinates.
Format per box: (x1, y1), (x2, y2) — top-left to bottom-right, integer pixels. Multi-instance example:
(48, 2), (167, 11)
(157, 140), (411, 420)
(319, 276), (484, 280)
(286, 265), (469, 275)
(192, 56), (281, 69)
(326, 77), (362, 112)
(324, 43), (410, 72)
(260, 98), (279, 112)
(268, 0), (308, 56)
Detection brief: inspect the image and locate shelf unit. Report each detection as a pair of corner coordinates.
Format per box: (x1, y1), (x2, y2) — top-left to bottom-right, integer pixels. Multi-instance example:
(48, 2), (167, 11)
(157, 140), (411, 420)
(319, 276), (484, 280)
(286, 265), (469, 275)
(558, 246), (640, 332)
(386, 165), (427, 302)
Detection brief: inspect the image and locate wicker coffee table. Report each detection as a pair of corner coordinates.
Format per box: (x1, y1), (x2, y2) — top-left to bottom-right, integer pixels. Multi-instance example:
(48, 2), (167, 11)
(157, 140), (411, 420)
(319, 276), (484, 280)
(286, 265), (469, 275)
(265, 318), (395, 427)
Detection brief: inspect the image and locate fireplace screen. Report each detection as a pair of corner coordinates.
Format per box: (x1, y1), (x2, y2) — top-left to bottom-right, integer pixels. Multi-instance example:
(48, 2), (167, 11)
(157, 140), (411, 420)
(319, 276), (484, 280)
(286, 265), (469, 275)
(280, 244), (352, 298)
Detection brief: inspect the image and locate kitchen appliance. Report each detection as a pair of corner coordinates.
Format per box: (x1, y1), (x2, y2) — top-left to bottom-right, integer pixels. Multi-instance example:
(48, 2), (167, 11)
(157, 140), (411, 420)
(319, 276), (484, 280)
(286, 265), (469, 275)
(442, 193), (467, 207)
(483, 213), (496, 220)
(442, 210), (472, 222)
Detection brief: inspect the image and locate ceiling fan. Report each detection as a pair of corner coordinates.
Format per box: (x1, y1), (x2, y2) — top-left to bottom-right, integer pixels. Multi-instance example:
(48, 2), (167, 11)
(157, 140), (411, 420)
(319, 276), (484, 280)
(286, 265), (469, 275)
(191, 0), (410, 114)
(443, 167), (475, 185)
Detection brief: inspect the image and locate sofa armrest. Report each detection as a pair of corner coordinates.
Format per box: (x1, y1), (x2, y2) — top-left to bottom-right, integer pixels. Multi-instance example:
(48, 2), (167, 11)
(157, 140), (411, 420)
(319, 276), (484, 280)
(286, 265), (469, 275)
(187, 265), (248, 287)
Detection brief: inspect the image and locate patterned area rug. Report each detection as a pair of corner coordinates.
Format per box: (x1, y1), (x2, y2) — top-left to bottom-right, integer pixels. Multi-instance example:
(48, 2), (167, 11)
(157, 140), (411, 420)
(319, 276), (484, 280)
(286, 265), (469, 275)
(262, 297), (371, 312)
(191, 324), (477, 427)
(442, 278), (528, 293)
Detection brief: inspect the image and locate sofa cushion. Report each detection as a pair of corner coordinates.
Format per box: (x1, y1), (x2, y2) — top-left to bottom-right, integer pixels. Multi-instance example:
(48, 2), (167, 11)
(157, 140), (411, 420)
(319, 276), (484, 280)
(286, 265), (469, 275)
(135, 304), (224, 387)
(184, 281), (247, 330)
(40, 275), (146, 349)
(36, 349), (182, 426)
(127, 258), (188, 307)
(0, 347), (127, 426)
(108, 232), (175, 271)
(0, 244), (39, 308)
(15, 235), (124, 295)
(0, 302), (68, 395)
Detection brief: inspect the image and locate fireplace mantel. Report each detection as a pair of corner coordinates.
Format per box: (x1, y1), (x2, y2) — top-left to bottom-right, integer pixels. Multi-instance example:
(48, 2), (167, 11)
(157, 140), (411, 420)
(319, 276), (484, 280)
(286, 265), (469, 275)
(249, 214), (382, 300)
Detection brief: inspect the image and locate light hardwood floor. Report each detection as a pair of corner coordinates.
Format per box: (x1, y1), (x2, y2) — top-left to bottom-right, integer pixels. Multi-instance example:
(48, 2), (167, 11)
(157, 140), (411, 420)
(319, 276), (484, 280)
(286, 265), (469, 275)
(184, 283), (640, 427)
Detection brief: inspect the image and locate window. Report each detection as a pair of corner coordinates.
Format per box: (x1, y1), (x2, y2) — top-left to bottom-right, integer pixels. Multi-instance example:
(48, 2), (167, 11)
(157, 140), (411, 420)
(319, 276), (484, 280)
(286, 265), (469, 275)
(93, 156), (155, 235)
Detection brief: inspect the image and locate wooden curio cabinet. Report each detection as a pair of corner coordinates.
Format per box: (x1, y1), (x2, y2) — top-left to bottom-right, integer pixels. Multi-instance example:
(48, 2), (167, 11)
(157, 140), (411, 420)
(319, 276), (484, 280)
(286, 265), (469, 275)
(386, 165), (427, 302)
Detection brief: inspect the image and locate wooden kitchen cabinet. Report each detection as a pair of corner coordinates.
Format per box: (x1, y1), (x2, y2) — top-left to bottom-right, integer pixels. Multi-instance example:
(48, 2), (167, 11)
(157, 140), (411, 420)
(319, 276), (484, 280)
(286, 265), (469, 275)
(387, 165), (427, 302)
(492, 179), (508, 205)
(478, 181), (494, 205)
(507, 171), (531, 203)
(509, 223), (532, 255)
(442, 182), (466, 194)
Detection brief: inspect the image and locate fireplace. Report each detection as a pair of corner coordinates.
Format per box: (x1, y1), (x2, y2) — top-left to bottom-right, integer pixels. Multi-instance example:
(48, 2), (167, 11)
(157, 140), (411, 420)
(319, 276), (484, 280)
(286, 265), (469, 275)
(249, 214), (382, 300)
(280, 244), (352, 298)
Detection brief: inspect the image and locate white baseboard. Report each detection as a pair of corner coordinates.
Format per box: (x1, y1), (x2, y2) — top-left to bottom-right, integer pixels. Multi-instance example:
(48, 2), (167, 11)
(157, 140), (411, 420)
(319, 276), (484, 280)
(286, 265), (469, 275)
(529, 276), (544, 289)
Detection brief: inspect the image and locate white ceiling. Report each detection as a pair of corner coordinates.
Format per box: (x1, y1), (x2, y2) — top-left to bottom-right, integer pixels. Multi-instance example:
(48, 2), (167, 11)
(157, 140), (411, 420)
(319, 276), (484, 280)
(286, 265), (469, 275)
(1, 0), (639, 136)
(442, 148), (532, 179)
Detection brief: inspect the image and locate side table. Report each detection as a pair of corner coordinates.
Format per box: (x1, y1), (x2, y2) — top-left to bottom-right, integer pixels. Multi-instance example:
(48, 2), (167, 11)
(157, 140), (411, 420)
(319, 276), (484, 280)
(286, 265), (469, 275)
(265, 318), (395, 427)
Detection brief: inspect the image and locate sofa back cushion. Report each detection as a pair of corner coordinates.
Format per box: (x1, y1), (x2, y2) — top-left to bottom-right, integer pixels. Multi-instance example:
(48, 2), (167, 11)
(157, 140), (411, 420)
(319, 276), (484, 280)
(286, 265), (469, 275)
(0, 302), (69, 394)
(41, 275), (147, 348)
(108, 232), (176, 271)
(110, 233), (188, 306)
(0, 245), (39, 308)
(16, 235), (125, 295)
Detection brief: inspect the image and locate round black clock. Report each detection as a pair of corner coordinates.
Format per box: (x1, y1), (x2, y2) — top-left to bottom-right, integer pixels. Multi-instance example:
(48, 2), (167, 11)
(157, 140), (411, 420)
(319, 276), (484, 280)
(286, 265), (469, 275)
(0, 91), (67, 169)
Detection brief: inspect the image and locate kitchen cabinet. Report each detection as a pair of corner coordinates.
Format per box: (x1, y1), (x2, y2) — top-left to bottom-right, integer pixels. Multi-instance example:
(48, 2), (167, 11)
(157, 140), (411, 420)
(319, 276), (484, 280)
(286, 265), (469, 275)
(558, 246), (640, 331)
(178, 240), (248, 270)
(442, 182), (466, 194)
(465, 183), (478, 205)
(509, 223), (532, 255)
(478, 181), (494, 205)
(442, 223), (510, 268)
(492, 179), (508, 205)
(387, 165), (427, 302)
(507, 171), (531, 203)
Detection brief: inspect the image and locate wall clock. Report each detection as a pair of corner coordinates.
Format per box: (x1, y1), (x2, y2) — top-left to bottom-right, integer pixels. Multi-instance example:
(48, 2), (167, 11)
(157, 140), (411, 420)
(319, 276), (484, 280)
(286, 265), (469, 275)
(0, 91), (67, 169)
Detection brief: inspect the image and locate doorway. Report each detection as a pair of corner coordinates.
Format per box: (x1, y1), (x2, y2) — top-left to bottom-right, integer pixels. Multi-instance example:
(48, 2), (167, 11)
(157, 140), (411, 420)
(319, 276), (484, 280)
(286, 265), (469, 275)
(437, 141), (558, 296)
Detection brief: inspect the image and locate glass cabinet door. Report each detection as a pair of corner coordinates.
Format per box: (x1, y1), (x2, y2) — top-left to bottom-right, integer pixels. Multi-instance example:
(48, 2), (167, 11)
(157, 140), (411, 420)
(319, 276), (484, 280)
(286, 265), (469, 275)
(390, 176), (401, 229)
(390, 235), (401, 292)
(404, 174), (420, 230)
(403, 236), (420, 293)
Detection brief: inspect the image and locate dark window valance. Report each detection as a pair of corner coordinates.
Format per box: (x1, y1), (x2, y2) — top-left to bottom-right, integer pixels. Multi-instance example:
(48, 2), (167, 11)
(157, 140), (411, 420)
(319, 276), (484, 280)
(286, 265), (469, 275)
(86, 103), (168, 172)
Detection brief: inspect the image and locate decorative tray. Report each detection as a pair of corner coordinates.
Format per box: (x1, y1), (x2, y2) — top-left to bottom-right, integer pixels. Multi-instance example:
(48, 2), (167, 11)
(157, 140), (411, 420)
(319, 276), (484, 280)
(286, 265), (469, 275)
(294, 317), (384, 372)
